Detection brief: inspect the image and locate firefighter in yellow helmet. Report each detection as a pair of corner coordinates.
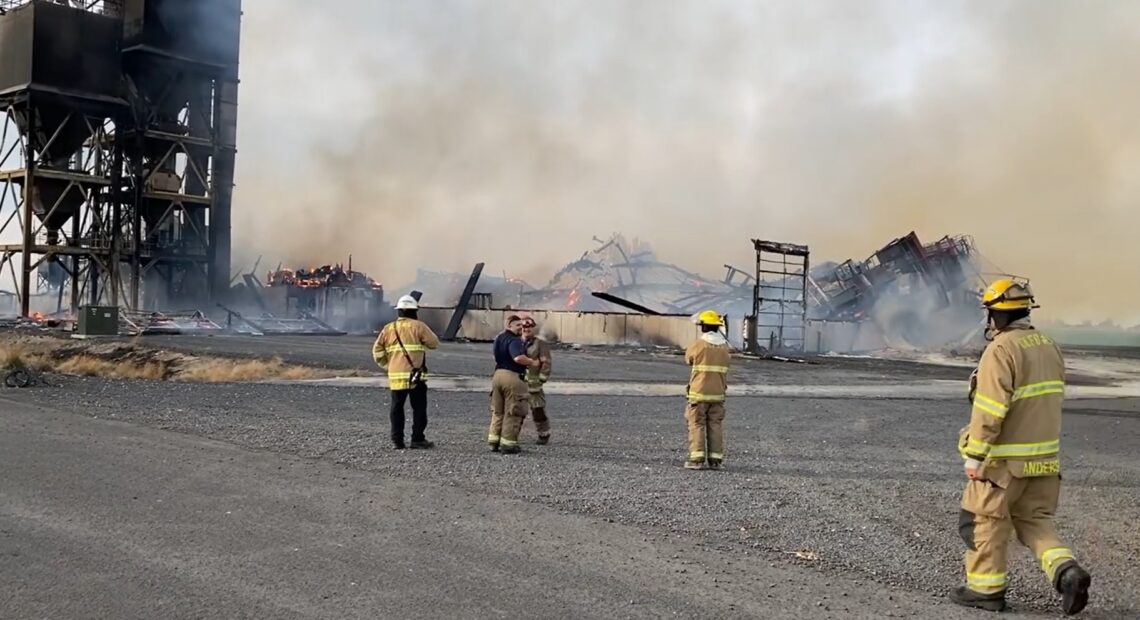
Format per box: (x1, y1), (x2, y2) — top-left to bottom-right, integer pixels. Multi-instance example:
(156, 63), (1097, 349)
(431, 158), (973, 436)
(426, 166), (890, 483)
(682, 310), (731, 470)
(952, 279), (1090, 614)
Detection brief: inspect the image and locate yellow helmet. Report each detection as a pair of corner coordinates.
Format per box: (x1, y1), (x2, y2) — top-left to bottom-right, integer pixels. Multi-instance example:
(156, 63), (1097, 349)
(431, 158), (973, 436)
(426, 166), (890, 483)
(694, 310), (724, 326)
(982, 278), (1037, 311)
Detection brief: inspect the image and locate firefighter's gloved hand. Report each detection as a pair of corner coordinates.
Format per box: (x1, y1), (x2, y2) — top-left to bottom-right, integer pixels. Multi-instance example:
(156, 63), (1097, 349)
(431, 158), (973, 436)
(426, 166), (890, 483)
(968, 368), (979, 403)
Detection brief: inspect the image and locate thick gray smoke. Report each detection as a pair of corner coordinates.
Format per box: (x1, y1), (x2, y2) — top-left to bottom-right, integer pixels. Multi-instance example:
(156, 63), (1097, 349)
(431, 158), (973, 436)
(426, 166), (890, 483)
(232, 0), (1140, 323)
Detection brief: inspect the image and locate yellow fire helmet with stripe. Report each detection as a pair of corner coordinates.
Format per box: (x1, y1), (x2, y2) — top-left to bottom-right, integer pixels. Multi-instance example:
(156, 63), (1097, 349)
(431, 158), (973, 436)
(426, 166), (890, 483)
(982, 278), (1038, 311)
(693, 310), (724, 326)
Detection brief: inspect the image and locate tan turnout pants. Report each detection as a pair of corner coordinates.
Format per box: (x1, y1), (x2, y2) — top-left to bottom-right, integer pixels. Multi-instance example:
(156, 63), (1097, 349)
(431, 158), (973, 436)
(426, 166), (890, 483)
(959, 469), (1076, 594)
(525, 388), (551, 437)
(488, 369), (530, 448)
(685, 401), (725, 463)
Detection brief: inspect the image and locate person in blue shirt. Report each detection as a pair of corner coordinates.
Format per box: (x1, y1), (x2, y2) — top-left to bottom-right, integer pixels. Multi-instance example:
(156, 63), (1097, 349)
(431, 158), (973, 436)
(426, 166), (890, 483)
(487, 314), (542, 454)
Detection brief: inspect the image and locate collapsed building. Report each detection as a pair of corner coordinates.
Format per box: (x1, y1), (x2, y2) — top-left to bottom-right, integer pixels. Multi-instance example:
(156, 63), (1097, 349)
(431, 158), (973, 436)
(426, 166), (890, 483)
(805, 233), (984, 349)
(403, 232), (989, 353)
(204, 259), (391, 335)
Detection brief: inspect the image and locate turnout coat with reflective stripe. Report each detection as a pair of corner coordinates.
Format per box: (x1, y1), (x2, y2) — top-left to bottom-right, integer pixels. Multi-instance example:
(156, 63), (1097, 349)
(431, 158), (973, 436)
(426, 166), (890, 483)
(961, 323), (1065, 465)
(684, 333), (731, 403)
(372, 318), (440, 390)
(524, 337), (552, 393)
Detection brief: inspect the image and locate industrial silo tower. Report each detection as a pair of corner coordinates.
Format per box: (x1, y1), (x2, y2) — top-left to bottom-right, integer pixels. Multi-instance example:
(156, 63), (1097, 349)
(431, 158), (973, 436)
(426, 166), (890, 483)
(0, 0), (240, 316)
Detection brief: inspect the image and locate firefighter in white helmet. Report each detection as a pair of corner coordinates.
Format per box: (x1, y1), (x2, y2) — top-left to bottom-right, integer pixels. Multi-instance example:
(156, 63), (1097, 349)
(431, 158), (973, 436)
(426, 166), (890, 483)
(372, 295), (439, 449)
(952, 279), (1090, 614)
(682, 310), (731, 470)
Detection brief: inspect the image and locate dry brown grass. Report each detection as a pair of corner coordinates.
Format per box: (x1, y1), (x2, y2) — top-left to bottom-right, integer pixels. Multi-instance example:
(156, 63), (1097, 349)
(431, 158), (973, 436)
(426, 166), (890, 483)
(0, 343), (52, 372)
(51, 356), (170, 380)
(179, 357), (320, 383)
(0, 333), (353, 383)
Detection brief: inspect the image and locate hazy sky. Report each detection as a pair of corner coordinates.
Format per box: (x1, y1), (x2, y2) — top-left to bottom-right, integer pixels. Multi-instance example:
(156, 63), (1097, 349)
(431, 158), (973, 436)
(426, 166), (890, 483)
(229, 0), (1138, 323)
(2, 1), (1138, 323)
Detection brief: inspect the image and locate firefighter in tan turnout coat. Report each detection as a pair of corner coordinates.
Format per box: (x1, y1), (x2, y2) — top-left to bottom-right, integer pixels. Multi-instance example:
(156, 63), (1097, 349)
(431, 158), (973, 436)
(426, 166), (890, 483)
(682, 310), (731, 470)
(372, 295), (440, 450)
(953, 279), (1091, 615)
(521, 317), (553, 444)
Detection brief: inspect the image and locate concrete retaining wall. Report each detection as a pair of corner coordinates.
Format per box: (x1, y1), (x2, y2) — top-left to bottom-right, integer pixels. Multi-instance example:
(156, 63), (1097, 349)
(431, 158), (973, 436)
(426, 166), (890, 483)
(419, 306), (888, 353)
(419, 307), (702, 348)
(803, 320), (889, 353)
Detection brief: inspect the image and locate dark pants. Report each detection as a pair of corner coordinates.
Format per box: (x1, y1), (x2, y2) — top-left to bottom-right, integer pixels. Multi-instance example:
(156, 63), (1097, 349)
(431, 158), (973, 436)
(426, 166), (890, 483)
(390, 383), (428, 444)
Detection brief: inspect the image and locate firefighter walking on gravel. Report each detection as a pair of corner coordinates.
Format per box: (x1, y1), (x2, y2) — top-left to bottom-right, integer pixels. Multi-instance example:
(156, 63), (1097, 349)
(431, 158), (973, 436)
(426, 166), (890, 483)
(521, 317), (553, 444)
(682, 310), (731, 470)
(372, 295), (439, 450)
(953, 279), (1091, 615)
(487, 314), (542, 454)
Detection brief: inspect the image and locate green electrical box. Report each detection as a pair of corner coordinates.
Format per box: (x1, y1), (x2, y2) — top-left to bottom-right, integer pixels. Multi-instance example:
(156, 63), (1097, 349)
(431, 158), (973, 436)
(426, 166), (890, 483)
(76, 305), (119, 337)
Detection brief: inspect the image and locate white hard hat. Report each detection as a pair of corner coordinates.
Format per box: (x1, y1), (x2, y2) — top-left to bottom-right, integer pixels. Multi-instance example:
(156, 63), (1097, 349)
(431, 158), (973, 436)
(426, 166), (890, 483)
(396, 295), (419, 310)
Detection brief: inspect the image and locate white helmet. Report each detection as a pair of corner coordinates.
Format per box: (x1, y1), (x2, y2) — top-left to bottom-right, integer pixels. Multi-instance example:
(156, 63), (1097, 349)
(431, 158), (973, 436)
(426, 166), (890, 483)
(396, 295), (419, 310)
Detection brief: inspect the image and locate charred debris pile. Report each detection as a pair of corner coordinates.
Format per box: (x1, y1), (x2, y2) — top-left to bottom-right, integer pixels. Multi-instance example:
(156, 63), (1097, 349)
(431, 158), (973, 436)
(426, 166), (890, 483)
(402, 232), (989, 352)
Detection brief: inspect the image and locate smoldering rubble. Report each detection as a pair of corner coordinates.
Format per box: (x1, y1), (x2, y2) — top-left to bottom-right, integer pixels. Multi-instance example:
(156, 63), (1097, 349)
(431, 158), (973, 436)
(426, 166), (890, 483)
(399, 231), (990, 352)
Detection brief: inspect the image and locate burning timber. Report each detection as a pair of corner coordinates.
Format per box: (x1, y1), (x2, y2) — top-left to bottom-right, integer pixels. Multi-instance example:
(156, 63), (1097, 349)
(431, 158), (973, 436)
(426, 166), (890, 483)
(225, 261), (390, 335)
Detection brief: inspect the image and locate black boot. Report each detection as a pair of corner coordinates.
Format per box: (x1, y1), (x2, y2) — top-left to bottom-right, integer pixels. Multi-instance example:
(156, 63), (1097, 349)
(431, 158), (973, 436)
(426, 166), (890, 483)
(949, 586), (1006, 612)
(1054, 562), (1091, 615)
(409, 440), (435, 449)
(501, 444), (521, 454)
(489, 441), (500, 452)
(393, 440), (406, 450)
(536, 434), (550, 445)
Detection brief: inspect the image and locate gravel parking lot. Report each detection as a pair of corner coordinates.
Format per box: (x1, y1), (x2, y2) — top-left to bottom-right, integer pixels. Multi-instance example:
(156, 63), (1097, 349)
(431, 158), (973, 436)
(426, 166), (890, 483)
(3, 335), (1137, 617)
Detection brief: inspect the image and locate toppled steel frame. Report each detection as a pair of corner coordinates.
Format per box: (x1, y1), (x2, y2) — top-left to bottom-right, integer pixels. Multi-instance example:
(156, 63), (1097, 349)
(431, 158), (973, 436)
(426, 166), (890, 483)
(809, 232), (981, 322)
(216, 303), (345, 336)
(119, 309), (224, 336)
(443, 262), (484, 341)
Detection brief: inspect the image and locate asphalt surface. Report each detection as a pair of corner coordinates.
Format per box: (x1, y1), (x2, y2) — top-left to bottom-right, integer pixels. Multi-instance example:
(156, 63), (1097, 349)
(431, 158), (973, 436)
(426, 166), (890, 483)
(113, 334), (975, 384)
(128, 335), (1126, 387)
(4, 399), (997, 620)
(2, 335), (1138, 618)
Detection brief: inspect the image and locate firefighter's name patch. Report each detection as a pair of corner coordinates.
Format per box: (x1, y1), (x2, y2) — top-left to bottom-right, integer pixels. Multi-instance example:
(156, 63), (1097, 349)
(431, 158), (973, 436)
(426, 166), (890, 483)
(1022, 459), (1060, 476)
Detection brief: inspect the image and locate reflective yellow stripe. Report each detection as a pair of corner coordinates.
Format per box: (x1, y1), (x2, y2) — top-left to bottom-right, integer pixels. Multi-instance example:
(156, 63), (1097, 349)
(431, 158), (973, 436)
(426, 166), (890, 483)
(708, 452), (724, 460)
(963, 438), (1058, 459)
(687, 392), (725, 403)
(963, 438), (992, 458)
(967, 572), (1008, 593)
(500, 438), (518, 447)
(388, 370), (428, 390)
(990, 440), (1059, 458)
(1013, 380), (1064, 401)
(689, 451), (706, 459)
(973, 393), (1009, 419)
(487, 434), (500, 442)
(692, 365), (728, 374)
(1041, 547), (1075, 580)
(386, 344), (427, 353)
(966, 572), (1008, 589)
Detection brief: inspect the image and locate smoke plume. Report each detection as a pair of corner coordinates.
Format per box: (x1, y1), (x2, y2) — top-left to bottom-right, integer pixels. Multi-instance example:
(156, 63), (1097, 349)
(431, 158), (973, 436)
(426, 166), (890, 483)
(232, 0), (1140, 323)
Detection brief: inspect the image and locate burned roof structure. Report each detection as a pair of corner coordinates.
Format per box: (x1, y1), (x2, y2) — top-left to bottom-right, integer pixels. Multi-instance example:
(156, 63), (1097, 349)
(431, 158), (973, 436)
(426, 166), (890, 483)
(519, 234), (751, 315)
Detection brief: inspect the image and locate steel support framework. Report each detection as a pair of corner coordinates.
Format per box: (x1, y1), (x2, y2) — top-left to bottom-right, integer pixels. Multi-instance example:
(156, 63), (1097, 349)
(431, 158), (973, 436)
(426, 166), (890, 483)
(0, 0), (239, 316)
(0, 93), (127, 316)
(751, 239), (810, 353)
(121, 60), (226, 310)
